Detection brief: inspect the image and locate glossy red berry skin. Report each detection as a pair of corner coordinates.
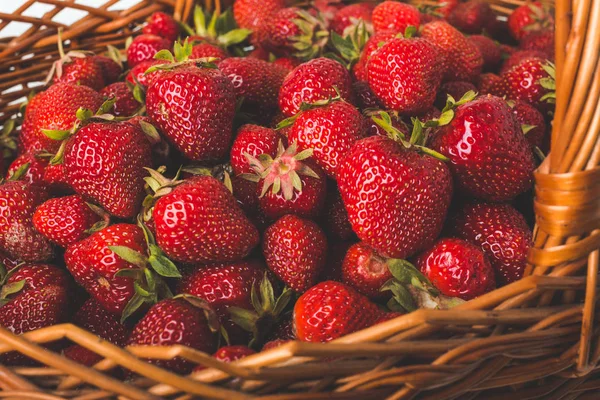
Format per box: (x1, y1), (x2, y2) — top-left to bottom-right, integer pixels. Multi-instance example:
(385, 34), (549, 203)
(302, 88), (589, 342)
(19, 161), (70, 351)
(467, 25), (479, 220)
(451, 202), (532, 286)
(342, 242), (392, 299)
(264, 7), (304, 56)
(146, 66), (236, 162)
(429, 96), (535, 202)
(353, 31), (397, 81)
(127, 298), (217, 373)
(338, 136), (453, 259)
(416, 238), (496, 300)
(64, 121), (152, 219)
(33, 195), (100, 248)
(367, 37), (443, 115)
(64, 224), (146, 314)
(6, 263), (72, 295)
(507, 2), (553, 40)
(500, 50), (548, 74)
(143, 12), (179, 41)
(510, 100), (547, 148)
(330, 3), (374, 35)
(5, 153), (48, 185)
(153, 176), (259, 264)
(288, 101), (366, 178)
(447, 1), (494, 34)
(279, 58), (353, 117)
(190, 42), (230, 62)
(263, 215), (327, 292)
(99, 82), (139, 117)
(54, 56), (105, 91)
(372, 2), (420, 33)
(126, 34), (171, 67)
(125, 59), (165, 88)
(294, 281), (391, 342)
(230, 124), (280, 175)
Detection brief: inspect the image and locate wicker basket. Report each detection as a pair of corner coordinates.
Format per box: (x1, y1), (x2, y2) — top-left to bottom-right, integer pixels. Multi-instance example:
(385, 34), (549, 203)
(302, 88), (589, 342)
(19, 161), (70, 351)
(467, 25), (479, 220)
(1, 0), (599, 399)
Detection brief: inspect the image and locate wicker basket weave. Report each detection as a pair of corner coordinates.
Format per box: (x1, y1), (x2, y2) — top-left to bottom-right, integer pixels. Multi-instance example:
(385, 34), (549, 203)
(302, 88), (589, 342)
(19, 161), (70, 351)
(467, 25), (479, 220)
(0, 0), (599, 399)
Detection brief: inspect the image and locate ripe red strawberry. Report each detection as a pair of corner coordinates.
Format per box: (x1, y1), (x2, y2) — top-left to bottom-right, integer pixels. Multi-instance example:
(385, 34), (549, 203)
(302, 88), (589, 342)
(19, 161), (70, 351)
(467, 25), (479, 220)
(476, 73), (501, 94)
(43, 162), (71, 193)
(429, 95), (535, 202)
(125, 59), (165, 88)
(352, 30), (396, 81)
(33, 195), (103, 248)
(416, 238), (495, 300)
(143, 12), (179, 41)
(99, 82), (140, 117)
(330, 3), (374, 36)
(63, 121), (151, 218)
(492, 57), (555, 114)
(64, 224), (145, 314)
(435, 81), (477, 109)
(2, 263), (72, 297)
(190, 42), (230, 61)
(421, 20), (483, 83)
(126, 34), (171, 67)
(294, 280), (393, 342)
(219, 58), (289, 113)
(519, 29), (554, 59)
(451, 202), (532, 285)
(6, 152), (48, 185)
(342, 242), (393, 299)
(509, 100), (547, 148)
(499, 50), (547, 74)
(323, 188), (354, 241)
(153, 175), (259, 263)
(272, 57), (300, 72)
(469, 35), (502, 71)
(279, 58), (353, 117)
(52, 55), (105, 91)
(435, 0), (460, 18)
(367, 36), (443, 115)
(372, 2), (421, 33)
(263, 8), (328, 59)
(92, 55), (122, 85)
(338, 135), (453, 259)
(447, 0), (495, 34)
(213, 345), (255, 363)
(20, 83), (103, 153)
(288, 100), (366, 178)
(230, 124), (280, 175)
(233, 0), (285, 43)
(63, 299), (131, 366)
(263, 214), (327, 292)
(0, 181), (52, 262)
(508, 2), (553, 40)
(146, 65), (235, 162)
(127, 298), (217, 373)
(179, 260), (267, 345)
(245, 143), (327, 220)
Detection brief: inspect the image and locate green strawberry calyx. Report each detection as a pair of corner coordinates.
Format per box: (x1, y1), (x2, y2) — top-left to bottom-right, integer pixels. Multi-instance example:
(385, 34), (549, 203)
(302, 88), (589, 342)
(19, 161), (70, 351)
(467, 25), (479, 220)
(290, 10), (330, 61)
(180, 5), (251, 49)
(228, 273), (293, 349)
(381, 259), (464, 313)
(145, 38), (219, 75)
(538, 62), (556, 104)
(45, 28), (96, 85)
(0, 262), (26, 306)
(241, 141), (320, 201)
(326, 20), (370, 70)
(276, 88), (344, 129)
(111, 218), (181, 323)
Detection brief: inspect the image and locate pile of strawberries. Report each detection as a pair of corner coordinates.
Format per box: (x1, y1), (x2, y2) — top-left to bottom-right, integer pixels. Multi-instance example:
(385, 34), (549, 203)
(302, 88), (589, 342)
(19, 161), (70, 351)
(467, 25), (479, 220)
(0, 0), (554, 372)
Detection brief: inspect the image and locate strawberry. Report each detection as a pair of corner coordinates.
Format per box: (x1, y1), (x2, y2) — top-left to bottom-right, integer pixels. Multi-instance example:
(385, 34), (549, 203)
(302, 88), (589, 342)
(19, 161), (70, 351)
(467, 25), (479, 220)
(323, 188), (354, 241)
(1, 263), (72, 298)
(244, 142), (327, 220)
(421, 20), (483, 83)
(499, 50), (547, 74)
(63, 299), (131, 366)
(508, 2), (553, 40)
(263, 214), (327, 292)
(279, 58), (353, 117)
(33, 195), (104, 248)
(212, 345), (255, 363)
(435, 0), (460, 18)
(99, 82), (140, 117)
(338, 135), (452, 259)
(430, 95), (535, 202)
(51, 55), (105, 91)
(127, 297), (217, 373)
(146, 64), (236, 162)
(492, 57), (555, 114)
(372, 2), (421, 33)
(233, 0), (285, 44)
(447, 0), (495, 34)
(6, 152), (48, 185)
(190, 42), (230, 61)
(230, 124), (280, 175)
(43, 162), (72, 193)
(126, 34), (171, 67)
(287, 99), (366, 178)
(20, 83), (103, 153)
(469, 35), (502, 71)
(125, 59), (165, 88)
(262, 339), (290, 350)
(0, 181), (52, 262)
(143, 12), (179, 41)
(178, 260), (268, 344)
(476, 72), (501, 94)
(509, 100), (547, 148)
(272, 57), (300, 72)
(519, 29), (554, 60)
(219, 57), (289, 114)
(352, 30), (396, 81)
(294, 281), (393, 342)
(451, 201), (532, 285)
(152, 175), (259, 263)
(330, 3), (374, 36)
(435, 81), (477, 109)
(63, 121), (152, 219)
(367, 35), (444, 115)
(342, 242), (393, 299)
(416, 238), (495, 300)
(92, 55), (122, 85)
(352, 81), (381, 110)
